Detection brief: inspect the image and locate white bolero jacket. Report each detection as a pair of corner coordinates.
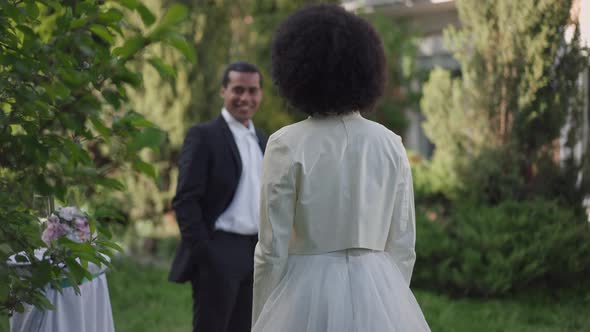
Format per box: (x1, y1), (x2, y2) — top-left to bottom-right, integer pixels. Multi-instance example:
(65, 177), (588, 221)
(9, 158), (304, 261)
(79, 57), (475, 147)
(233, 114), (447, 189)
(252, 112), (417, 323)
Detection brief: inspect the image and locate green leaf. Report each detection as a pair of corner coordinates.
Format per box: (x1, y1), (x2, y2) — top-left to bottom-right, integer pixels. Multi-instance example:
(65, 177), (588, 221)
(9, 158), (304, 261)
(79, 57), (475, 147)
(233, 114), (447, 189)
(136, 4), (156, 27)
(44, 82), (71, 102)
(14, 254), (29, 263)
(16, 24), (35, 36)
(113, 36), (146, 60)
(160, 4), (188, 29)
(30, 261), (52, 288)
(102, 89), (121, 109)
(90, 24), (115, 45)
(118, 0), (139, 10)
(97, 239), (124, 253)
(70, 17), (88, 29)
(96, 177), (125, 191)
(64, 257), (90, 283)
(117, 112), (157, 128)
(131, 117), (158, 128)
(54, 185), (67, 202)
(15, 302), (25, 313)
(112, 69), (143, 88)
(90, 116), (111, 138)
(165, 35), (196, 63)
(148, 57), (176, 79)
(129, 117), (156, 128)
(0, 282), (9, 301)
(133, 159), (157, 179)
(149, 4), (188, 40)
(98, 8), (124, 24)
(74, 1), (98, 17)
(25, 0), (40, 19)
(35, 175), (53, 196)
(0, 243), (12, 255)
(94, 207), (127, 224)
(129, 127), (166, 152)
(63, 139), (92, 165)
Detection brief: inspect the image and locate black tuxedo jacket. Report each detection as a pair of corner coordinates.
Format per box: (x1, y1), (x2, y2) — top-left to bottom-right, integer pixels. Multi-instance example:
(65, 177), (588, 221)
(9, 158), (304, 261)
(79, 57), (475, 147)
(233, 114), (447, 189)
(169, 115), (268, 283)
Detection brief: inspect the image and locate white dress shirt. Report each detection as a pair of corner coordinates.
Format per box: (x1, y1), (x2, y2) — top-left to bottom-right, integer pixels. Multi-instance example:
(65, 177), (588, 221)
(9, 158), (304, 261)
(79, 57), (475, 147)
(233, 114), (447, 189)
(253, 112), (416, 320)
(214, 108), (263, 235)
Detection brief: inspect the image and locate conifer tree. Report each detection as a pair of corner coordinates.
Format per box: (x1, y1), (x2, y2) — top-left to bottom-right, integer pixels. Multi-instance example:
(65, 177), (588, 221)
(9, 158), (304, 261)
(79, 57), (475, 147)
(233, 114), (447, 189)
(421, 0), (589, 204)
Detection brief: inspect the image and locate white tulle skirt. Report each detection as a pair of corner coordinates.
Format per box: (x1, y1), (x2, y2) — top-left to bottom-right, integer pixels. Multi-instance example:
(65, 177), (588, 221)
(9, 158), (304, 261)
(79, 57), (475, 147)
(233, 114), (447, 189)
(252, 249), (431, 332)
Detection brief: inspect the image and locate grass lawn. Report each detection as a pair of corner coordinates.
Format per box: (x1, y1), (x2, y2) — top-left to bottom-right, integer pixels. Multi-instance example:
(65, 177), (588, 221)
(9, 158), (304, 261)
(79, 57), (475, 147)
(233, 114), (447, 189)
(2, 257), (589, 331)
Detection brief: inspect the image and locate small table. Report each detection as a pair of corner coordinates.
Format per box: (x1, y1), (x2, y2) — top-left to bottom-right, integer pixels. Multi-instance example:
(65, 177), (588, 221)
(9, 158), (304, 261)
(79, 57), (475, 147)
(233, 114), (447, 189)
(8, 249), (115, 332)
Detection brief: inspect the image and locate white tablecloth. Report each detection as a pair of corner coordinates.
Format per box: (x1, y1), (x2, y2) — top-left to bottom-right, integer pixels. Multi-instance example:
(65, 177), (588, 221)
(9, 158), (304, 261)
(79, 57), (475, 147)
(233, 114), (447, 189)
(8, 250), (115, 332)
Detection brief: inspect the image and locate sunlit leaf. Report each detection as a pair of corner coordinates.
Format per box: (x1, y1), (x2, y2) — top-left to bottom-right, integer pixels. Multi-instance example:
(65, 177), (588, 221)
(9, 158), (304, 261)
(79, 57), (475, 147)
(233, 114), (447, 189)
(148, 57), (176, 79)
(113, 36), (146, 59)
(149, 4), (188, 40)
(158, 3), (188, 29)
(96, 177), (126, 191)
(165, 34), (196, 63)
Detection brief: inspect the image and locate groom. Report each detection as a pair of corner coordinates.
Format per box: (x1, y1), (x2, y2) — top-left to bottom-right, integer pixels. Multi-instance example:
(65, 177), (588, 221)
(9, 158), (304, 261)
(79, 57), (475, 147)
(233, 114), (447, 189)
(169, 62), (268, 332)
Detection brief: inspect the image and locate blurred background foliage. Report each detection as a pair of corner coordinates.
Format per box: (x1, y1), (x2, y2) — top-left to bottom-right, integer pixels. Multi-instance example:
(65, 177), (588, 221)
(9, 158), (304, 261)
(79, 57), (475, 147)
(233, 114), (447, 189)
(420, 0), (589, 206)
(414, 0), (590, 296)
(119, 0), (425, 257)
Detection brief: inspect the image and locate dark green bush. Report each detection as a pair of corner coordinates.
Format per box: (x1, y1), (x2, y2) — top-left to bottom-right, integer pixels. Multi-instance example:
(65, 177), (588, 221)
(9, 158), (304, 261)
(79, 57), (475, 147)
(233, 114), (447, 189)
(413, 200), (590, 296)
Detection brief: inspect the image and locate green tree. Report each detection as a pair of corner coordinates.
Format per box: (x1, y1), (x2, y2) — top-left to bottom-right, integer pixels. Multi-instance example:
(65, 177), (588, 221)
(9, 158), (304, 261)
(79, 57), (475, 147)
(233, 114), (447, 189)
(0, 0), (193, 314)
(421, 0), (589, 204)
(365, 14), (422, 136)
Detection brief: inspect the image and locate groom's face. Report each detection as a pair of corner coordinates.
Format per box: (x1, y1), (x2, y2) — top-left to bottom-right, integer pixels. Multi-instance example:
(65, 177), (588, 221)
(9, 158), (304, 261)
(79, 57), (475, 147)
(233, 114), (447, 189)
(220, 71), (262, 127)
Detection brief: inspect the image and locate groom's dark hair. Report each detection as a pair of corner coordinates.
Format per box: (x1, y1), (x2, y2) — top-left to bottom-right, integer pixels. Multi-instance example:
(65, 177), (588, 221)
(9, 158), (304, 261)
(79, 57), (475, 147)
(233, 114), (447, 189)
(221, 61), (264, 88)
(271, 4), (386, 116)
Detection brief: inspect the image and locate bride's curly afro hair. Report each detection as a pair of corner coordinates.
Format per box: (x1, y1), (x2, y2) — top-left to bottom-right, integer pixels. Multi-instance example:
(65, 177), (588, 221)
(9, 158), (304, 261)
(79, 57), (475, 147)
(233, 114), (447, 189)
(271, 4), (386, 116)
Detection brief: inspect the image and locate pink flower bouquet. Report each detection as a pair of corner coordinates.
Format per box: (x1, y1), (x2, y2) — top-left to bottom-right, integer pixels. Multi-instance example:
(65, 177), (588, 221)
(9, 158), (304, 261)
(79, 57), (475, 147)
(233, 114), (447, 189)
(41, 206), (92, 246)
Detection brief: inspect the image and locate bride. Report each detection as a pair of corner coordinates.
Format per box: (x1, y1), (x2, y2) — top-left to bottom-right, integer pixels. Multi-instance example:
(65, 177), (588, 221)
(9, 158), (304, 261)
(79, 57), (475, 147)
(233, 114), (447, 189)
(252, 4), (431, 332)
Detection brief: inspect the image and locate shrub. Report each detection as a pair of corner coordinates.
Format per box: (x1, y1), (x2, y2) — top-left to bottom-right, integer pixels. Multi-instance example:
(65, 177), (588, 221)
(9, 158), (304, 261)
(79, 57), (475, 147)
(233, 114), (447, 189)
(413, 200), (590, 296)
(410, 152), (452, 207)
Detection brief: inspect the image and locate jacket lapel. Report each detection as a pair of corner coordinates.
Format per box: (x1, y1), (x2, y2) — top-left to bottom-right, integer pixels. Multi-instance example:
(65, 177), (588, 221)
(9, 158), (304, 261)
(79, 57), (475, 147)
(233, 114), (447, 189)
(217, 116), (242, 177)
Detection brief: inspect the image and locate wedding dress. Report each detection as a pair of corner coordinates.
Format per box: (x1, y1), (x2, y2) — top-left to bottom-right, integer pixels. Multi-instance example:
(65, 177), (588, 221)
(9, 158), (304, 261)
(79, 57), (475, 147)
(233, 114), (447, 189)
(252, 113), (430, 331)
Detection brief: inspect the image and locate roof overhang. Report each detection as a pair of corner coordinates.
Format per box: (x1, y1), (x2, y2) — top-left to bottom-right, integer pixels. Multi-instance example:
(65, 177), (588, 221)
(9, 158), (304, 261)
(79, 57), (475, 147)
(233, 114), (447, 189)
(342, 0), (456, 17)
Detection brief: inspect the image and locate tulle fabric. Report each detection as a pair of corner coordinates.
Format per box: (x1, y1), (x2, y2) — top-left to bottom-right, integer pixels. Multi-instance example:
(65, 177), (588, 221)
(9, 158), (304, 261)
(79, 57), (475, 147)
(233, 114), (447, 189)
(252, 249), (431, 332)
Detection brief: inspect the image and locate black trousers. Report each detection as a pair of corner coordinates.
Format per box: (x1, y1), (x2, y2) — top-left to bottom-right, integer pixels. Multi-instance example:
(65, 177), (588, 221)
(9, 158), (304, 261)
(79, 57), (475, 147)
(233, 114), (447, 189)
(191, 230), (257, 332)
